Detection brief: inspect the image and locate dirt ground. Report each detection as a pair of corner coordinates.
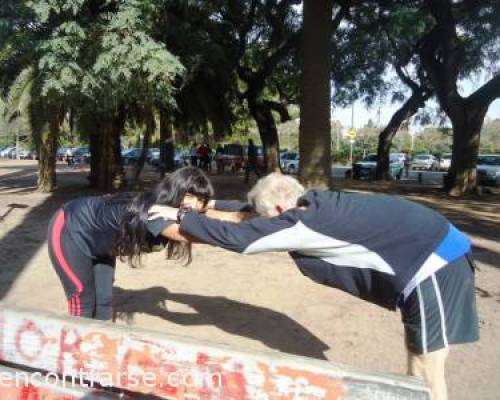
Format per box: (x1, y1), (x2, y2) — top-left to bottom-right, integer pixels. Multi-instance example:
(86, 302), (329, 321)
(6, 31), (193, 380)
(0, 159), (499, 399)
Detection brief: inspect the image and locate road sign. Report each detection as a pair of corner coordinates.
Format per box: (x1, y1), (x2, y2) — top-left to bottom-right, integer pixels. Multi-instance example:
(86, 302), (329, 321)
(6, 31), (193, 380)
(346, 128), (357, 139)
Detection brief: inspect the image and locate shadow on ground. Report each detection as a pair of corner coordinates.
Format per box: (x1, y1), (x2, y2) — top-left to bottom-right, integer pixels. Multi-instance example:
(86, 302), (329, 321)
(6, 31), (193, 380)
(113, 286), (330, 360)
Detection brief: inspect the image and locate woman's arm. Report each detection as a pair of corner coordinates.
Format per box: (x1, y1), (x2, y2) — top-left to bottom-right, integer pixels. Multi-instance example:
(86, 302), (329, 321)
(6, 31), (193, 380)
(205, 209), (253, 222)
(148, 204), (253, 223)
(160, 223), (194, 242)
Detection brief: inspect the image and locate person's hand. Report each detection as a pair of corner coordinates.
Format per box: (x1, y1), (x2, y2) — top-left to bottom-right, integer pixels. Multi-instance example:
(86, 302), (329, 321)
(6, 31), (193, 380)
(148, 205), (178, 221)
(206, 199), (216, 209)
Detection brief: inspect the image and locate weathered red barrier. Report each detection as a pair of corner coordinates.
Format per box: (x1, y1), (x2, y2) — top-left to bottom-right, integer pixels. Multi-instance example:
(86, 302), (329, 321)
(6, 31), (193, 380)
(0, 304), (430, 399)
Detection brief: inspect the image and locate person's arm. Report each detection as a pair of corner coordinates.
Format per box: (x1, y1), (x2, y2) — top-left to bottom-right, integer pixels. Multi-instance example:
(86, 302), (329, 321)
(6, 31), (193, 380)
(147, 204), (307, 253)
(149, 204), (253, 223)
(207, 199), (254, 212)
(177, 209), (304, 254)
(160, 223), (195, 242)
(205, 209), (253, 222)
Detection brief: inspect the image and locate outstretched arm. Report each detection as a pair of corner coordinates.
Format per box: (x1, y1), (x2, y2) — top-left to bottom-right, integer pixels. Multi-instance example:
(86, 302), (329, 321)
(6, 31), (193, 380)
(160, 223), (193, 242)
(149, 204), (254, 223)
(148, 205), (304, 254)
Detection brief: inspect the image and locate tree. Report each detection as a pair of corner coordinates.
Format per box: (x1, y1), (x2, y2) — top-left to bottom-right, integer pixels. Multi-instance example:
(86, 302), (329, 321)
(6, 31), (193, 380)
(0, 0), (61, 191)
(30, 0), (184, 189)
(236, 0), (301, 172)
(418, 0), (500, 195)
(299, 0), (349, 188)
(372, 6), (434, 179)
(328, 3), (433, 180)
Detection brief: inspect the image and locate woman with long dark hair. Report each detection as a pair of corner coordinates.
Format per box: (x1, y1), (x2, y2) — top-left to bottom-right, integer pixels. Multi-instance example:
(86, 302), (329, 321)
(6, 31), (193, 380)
(47, 167), (213, 321)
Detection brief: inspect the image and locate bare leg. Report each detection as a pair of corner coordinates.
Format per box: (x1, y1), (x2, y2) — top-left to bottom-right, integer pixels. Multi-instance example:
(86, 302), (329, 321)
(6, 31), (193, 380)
(407, 347), (449, 400)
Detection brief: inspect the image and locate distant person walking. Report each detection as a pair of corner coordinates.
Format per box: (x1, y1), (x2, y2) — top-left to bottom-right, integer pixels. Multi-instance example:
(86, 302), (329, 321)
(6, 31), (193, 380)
(65, 148), (74, 167)
(198, 143), (211, 171)
(189, 143), (198, 167)
(404, 152), (412, 178)
(245, 139), (261, 184)
(215, 144), (224, 174)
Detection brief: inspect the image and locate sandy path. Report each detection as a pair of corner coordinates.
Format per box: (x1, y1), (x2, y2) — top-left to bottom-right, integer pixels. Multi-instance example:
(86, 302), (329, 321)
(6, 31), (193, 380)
(1, 159), (499, 399)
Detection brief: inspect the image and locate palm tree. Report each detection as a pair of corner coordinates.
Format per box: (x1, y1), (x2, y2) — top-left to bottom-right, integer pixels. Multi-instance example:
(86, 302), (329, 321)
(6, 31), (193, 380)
(4, 66), (61, 192)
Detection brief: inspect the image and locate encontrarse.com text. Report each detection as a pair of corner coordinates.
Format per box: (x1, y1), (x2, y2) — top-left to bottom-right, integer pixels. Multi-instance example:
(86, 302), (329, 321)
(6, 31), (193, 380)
(0, 370), (223, 389)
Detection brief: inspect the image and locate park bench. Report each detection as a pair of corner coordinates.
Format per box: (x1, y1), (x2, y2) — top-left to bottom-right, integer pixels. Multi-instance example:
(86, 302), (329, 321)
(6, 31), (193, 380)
(0, 303), (430, 399)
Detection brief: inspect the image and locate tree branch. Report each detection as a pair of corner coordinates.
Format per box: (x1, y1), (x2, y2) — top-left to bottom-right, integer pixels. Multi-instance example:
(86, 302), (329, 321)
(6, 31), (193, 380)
(264, 100), (290, 122)
(332, 1), (351, 30)
(468, 73), (500, 109)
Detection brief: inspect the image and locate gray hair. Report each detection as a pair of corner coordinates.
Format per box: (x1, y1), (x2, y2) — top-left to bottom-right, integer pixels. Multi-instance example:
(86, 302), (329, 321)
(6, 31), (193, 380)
(248, 172), (306, 217)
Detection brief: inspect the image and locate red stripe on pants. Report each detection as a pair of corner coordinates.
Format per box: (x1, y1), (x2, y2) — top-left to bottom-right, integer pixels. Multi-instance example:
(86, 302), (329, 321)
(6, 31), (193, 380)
(52, 210), (84, 316)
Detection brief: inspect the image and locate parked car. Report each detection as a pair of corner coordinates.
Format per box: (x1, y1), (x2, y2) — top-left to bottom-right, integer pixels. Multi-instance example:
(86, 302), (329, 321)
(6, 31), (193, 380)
(122, 148), (145, 165)
(438, 153), (452, 171)
(174, 150), (190, 169)
(280, 152), (299, 174)
(352, 153), (404, 180)
(147, 148), (160, 164)
(72, 147), (90, 163)
(6, 147), (18, 159)
(477, 154), (500, 186)
(411, 154), (438, 170)
(57, 146), (75, 161)
(150, 149), (189, 169)
(18, 149), (36, 159)
(242, 145), (265, 171)
(0, 147), (15, 157)
(391, 152), (407, 164)
(220, 144), (244, 172)
(57, 147), (67, 161)
(0, 147), (12, 157)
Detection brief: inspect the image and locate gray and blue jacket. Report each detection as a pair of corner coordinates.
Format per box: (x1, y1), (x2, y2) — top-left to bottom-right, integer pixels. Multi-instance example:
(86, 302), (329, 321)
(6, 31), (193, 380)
(180, 190), (471, 310)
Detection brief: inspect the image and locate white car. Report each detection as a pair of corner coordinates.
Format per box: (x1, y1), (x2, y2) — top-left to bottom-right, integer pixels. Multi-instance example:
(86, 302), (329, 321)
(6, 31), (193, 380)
(280, 152), (299, 174)
(18, 149), (32, 159)
(439, 154), (452, 171)
(0, 147), (15, 157)
(411, 154), (438, 171)
(391, 152), (407, 164)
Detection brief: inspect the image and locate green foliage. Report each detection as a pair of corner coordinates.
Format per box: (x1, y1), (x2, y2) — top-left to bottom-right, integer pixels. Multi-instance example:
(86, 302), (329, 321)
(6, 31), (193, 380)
(0, 67), (34, 141)
(480, 118), (500, 152)
(34, 0), (184, 111)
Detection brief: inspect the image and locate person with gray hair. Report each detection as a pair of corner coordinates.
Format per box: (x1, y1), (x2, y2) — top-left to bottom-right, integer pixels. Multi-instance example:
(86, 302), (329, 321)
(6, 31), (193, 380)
(149, 172), (478, 400)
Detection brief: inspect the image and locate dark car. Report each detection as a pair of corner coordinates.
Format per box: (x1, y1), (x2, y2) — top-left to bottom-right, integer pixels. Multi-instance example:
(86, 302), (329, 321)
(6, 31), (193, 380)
(352, 154), (404, 180)
(220, 144), (245, 172)
(122, 148), (153, 165)
(477, 154), (500, 186)
(73, 147), (90, 163)
(243, 145), (265, 170)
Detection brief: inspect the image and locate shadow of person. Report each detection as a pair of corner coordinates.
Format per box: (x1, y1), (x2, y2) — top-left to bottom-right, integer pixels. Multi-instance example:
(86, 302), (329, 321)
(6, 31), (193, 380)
(113, 286), (329, 360)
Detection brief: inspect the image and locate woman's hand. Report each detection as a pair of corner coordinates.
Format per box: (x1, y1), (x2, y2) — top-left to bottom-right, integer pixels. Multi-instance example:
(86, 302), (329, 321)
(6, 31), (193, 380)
(148, 205), (179, 221)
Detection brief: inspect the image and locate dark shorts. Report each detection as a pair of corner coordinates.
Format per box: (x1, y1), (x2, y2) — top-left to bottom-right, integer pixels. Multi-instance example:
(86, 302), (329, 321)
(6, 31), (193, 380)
(401, 253), (479, 354)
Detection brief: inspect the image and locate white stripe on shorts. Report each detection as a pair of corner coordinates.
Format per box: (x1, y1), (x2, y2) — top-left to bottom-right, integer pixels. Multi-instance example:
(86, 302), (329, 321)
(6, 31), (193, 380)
(416, 284), (427, 354)
(432, 273), (449, 348)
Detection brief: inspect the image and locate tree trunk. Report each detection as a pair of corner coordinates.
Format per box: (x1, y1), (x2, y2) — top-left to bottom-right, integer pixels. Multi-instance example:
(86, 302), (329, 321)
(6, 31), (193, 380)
(375, 93), (427, 180)
(248, 100), (280, 172)
(418, 0), (500, 195)
(97, 122), (119, 190)
(159, 109), (175, 176)
(134, 111), (155, 183)
(445, 104), (487, 196)
(37, 110), (59, 192)
(88, 113), (124, 190)
(88, 131), (100, 188)
(112, 107), (127, 188)
(298, 0), (333, 189)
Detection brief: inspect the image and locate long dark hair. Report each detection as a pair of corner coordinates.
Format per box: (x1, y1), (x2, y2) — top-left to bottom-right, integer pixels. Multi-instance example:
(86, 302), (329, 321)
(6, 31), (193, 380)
(114, 167), (214, 267)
